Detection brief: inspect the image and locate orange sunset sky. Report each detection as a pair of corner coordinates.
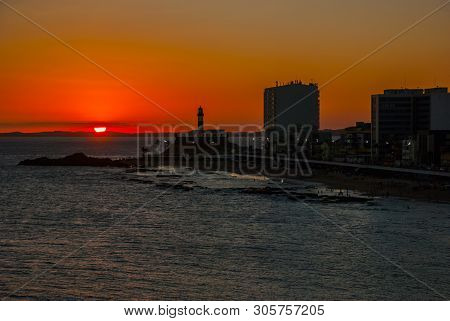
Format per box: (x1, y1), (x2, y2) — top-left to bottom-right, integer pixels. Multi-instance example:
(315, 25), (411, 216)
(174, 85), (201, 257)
(0, 0), (449, 132)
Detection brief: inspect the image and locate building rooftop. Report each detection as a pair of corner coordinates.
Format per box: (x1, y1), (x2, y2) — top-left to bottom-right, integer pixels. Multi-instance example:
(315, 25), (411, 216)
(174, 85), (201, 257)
(266, 80), (318, 89)
(382, 87), (448, 95)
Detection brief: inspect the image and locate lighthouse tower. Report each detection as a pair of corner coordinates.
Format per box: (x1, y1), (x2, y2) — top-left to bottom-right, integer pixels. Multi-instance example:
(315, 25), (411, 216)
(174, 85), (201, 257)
(197, 106), (204, 131)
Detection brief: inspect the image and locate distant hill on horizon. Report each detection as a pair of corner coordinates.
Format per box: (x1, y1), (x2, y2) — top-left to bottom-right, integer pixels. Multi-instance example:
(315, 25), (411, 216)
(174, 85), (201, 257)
(0, 130), (265, 137)
(0, 131), (135, 137)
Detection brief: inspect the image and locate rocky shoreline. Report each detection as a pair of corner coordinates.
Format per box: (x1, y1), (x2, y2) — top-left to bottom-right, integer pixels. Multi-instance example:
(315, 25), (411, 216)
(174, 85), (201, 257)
(18, 153), (450, 203)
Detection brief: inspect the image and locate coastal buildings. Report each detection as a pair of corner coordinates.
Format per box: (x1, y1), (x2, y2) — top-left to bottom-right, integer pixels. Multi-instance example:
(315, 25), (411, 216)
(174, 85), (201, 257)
(337, 122), (371, 152)
(324, 122), (371, 163)
(371, 87), (450, 167)
(264, 81), (320, 131)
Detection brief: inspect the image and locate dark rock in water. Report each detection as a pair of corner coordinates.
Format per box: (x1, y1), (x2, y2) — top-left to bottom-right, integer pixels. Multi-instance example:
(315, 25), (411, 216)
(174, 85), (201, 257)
(18, 153), (133, 168)
(304, 194), (371, 203)
(127, 178), (154, 184)
(155, 182), (193, 191)
(133, 168), (158, 173)
(173, 184), (193, 191)
(192, 185), (208, 189)
(241, 187), (287, 195)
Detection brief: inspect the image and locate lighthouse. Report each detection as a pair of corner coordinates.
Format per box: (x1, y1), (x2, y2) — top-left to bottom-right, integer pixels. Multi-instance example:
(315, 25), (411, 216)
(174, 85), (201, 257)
(197, 106), (204, 131)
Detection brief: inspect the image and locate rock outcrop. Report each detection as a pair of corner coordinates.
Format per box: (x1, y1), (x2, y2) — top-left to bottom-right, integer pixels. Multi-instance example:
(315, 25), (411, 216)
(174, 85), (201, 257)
(18, 153), (134, 167)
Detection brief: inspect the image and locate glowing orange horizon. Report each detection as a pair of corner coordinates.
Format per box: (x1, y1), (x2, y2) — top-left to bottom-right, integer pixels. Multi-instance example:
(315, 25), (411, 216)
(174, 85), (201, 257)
(0, 1), (448, 133)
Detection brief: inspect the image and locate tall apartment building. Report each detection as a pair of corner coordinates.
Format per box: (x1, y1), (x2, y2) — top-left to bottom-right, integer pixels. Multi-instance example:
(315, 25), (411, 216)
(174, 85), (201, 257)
(264, 81), (320, 132)
(371, 87), (450, 166)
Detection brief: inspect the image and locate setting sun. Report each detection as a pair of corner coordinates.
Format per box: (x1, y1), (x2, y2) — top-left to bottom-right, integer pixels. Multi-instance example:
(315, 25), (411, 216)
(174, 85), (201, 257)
(94, 127), (107, 133)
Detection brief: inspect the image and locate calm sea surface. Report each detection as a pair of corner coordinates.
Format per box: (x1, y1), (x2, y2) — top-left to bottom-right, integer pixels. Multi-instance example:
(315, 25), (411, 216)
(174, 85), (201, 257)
(0, 137), (449, 300)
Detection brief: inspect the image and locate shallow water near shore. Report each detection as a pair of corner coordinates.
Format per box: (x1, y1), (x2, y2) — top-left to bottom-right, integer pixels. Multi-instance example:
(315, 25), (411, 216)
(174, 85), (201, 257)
(0, 137), (449, 300)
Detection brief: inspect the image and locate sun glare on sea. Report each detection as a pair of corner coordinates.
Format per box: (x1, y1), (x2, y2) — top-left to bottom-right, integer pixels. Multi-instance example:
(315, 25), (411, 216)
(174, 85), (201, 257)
(94, 127), (107, 133)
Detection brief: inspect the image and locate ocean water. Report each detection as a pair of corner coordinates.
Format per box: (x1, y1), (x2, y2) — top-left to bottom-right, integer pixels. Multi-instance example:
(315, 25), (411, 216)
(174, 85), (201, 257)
(0, 137), (449, 300)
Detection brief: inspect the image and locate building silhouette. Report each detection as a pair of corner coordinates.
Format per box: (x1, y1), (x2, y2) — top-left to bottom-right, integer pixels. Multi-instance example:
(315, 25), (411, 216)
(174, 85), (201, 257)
(371, 87), (450, 167)
(324, 122), (371, 163)
(197, 105), (204, 131)
(264, 81), (320, 131)
(173, 106), (228, 155)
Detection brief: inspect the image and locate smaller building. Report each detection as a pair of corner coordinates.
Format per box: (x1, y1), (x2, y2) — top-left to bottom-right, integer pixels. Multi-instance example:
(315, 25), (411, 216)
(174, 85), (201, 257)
(401, 138), (416, 166)
(339, 122), (371, 151)
(311, 130), (333, 160)
(323, 122), (371, 163)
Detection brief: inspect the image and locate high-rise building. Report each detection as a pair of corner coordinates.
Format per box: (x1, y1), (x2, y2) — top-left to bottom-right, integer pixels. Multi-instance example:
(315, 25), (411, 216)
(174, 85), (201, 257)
(371, 87), (450, 166)
(264, 81), (320, 132)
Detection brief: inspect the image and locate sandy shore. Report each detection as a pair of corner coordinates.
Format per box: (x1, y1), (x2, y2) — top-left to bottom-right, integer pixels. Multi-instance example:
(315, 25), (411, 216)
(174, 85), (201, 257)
(298, 168), (450, 203)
